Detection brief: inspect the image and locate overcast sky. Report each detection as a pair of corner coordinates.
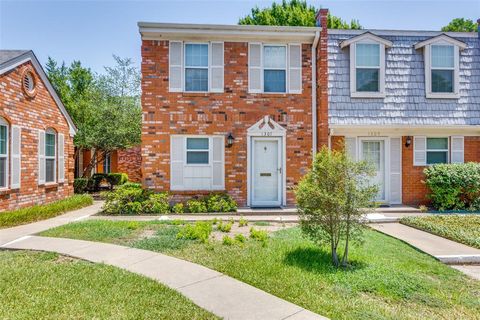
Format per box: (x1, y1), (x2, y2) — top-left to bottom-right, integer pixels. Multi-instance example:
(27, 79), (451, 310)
(1, 0), (478, 73)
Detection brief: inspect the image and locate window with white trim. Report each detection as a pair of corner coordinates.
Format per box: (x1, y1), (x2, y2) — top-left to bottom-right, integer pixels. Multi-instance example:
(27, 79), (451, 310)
(186, 137), (209, 164)
(185, 43), (209, 92)
(426, 137), (449, 164)
(355, 43), (380, 92)
(430, 45), (455, 93)
(45, 128), (56, 183)
(0, 117), (8, 188)
(263, 45), (287, 93)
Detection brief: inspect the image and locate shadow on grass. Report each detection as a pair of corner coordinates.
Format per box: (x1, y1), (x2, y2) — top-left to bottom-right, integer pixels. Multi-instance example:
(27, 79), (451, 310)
(283, 247), (366, 274)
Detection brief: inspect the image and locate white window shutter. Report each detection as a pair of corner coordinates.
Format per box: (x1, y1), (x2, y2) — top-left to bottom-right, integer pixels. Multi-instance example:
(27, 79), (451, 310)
(414, 136), (426, 166)
(248, 43), (262, 93)
(211, 136), (225, 190)
(10, 125), (21, 189)
(210, 42), (224, 93)
(38, 129), (45, 184)
(345, 137), (357, 160)
(451, 136), (464, 163)
(170, 136), (184, 190)
(390, 137), (402, 204)
(58, 133), (65, 183)
(169, 41), (183, 92)
(288, 44), (302, 93)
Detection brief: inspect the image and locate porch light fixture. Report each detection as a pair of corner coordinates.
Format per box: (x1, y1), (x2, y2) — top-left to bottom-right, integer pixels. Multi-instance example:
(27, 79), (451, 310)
(405, 136), (412, 148)
(226, 133), (234, 148)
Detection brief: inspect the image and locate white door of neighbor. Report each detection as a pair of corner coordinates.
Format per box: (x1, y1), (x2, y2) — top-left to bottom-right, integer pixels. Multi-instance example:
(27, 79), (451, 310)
(251, 138), (282, 207)
(360, 139), (385, 201)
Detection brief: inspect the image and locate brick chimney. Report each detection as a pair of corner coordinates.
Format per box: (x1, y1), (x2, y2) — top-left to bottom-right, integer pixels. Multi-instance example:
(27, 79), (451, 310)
(315, 9), (329, 149)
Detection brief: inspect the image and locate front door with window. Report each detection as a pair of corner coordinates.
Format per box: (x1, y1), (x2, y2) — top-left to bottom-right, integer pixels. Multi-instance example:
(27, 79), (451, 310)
(360, 140), (385, 201)
(251, 138), (282, 207)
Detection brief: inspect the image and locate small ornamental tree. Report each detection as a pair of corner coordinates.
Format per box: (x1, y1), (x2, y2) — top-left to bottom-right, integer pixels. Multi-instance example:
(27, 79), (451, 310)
(295, 146), (378, 267)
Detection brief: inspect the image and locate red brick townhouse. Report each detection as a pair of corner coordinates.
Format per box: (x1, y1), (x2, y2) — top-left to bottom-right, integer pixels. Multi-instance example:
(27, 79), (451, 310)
(327, 24), (480, 205)
(0, 50), (76, 212)
(138, 11), (329, 207)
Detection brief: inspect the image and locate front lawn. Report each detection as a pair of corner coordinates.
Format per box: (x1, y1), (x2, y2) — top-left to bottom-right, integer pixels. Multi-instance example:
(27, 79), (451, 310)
(401, 215), (480, 249)
(42, 220), (480, 320)
(0, 250), (217, 319)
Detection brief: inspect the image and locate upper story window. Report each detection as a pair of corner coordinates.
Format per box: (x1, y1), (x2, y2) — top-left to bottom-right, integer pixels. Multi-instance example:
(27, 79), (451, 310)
(0, 117), (8, 188)
(415, 34), (466, 99)
(340, 32), (392, 99)
(45, 128), (56, 183)
(185, 44), (209, 92)
(263, 45), (287, 93)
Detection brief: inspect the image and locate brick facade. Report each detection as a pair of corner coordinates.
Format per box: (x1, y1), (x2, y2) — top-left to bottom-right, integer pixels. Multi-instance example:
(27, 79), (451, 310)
(0, 61), (74, 212)
(116, 147), (142, 182)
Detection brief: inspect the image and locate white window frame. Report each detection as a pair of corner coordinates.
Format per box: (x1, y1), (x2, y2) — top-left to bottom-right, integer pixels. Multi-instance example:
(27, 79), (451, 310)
(425, 43), (460, 99)
(263, 44), (288, 94)
(185, 137), (210, 166)
(45, 128), (57, 183)
(184, 42), (210, 93)
(350, 41), (386, 98)
(0, 117), (9, 190)
(426, 137), (449, 165)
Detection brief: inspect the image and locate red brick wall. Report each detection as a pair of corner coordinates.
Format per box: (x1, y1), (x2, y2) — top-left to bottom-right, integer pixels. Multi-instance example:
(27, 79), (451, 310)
(117, 147), (142, 182)
(0, 62), (74, 212)
(141, 40), (314, 206)
(316, 9), (329, 149)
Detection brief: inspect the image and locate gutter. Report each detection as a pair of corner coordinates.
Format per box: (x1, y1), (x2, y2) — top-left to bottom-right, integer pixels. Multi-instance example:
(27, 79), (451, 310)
(311, 31), (320, 155)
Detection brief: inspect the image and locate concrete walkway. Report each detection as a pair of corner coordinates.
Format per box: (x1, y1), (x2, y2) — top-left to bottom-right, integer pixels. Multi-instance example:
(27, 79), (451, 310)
(3, 235), (326, 320)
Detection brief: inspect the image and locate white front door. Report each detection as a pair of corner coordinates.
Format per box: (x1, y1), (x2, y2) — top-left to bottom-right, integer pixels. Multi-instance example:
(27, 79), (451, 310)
(251, 138), (282, 207)
(360, 139), (385, 201)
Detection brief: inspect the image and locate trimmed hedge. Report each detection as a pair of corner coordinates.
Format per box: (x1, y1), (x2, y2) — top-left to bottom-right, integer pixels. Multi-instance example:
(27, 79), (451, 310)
(0, 195), (94, 228)
(424, 163), (480, 211)
(74, 173), (129, 193)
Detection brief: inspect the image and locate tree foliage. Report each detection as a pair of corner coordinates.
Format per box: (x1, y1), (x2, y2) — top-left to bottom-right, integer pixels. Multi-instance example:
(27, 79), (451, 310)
(295, 146), (378, 267)
(238, 0), (361, 29)
(441, 18), (477, 32)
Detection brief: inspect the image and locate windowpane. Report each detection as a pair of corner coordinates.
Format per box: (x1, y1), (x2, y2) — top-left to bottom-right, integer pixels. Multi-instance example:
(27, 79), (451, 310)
(45, 133), (56, 157)
(185, 68), (208, 91)
(187, 151), (209, 164)
(263, 46), (286, 69)
(432, 70), (453, 93)
(264, 70), (286, 93)
(0, 157), (6, 187)
(356, 69), (379, 92)
(185, 44), (208, 67)
(427, 151), (448, 164)
(46, 158), (55, 182)
(0, 125), (6, 155)
(427, 138), (448, 150)
(356, 43), (380, 67)
(432, 45), (454, 68)
(187, 138), (209, 150)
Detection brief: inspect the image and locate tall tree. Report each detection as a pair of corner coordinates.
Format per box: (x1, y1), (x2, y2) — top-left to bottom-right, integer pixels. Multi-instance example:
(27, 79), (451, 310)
(441, 18), (477, 32)
(238, 0), (361, 29)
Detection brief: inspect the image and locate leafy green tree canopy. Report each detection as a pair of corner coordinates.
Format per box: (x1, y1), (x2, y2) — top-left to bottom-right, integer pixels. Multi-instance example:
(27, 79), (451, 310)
(238, 0), (361, 29)
(441, 18), (478, 32)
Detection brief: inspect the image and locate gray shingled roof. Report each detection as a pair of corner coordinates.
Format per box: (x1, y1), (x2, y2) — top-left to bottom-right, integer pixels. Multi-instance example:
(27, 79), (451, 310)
(0, 50), (29, 65)
(328, 33), (480, 126)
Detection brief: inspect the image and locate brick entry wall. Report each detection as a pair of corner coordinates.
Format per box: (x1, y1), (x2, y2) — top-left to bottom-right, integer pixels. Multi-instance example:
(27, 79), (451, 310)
(117, 147), (142, 182)
(0, 62), (74, 212)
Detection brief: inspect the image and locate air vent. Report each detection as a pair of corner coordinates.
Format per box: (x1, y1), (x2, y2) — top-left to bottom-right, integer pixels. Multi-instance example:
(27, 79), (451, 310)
(21, 67), (37, 98)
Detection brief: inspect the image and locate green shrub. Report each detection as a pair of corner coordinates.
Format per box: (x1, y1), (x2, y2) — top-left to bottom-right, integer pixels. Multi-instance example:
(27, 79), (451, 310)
(424, 163), (480, 211)
(186, 200), (208, 213)
(234, 233), (247, 243)
(74, 178), (89, 194)
(0, 195), (93, 228)
(107, 173), (129, 186)
(222, 235), (234, 245)
(142, 193), (170, 214)
(217, 220), (232, 233)
(102, 184), (151, 215)
(205, 193), (238, 212)
(91, 173), (109, 191)
(176, 221), (212, 243)
(250, 227), (268, 243)
(238, 217), (248, 227)
(172, 203), (184, 214)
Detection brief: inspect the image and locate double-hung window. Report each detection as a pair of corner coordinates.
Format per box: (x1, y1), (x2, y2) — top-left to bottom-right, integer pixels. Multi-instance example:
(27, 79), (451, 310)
(185, 44), (209, 92)
(0, 118), (8, 188)
(186, 137), (209, 165)
(355, 43), (380, 92)
(263, 45), (287, 93)
(45, 129), (56, 183)
(426, 138), (449, 165)
(431, 45), (454, 93)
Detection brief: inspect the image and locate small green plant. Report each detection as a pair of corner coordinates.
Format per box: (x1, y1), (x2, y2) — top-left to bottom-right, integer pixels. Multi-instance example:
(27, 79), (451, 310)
(234, 233), (247, 243)
(249, 227), (268, 244)
(238, 217), (248, 227)
(73, 178), (89, 194)
(212, 217), (219, 225)
(205, 193), (238, 212)
(222, 235), (234, 245)
(107, 173), (129, 186)
(126, 221), (140, 230)
(419, 205), (428, 213)
(186, 200), (208, 213)
(217, 220), (233, 233)
(172, 203), (184, 214)
(176, 221), (212, 243)
(142, 193), (170, 214)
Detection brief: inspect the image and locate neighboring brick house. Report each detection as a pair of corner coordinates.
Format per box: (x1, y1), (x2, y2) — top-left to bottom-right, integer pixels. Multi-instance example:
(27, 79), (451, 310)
(0, 50), (76, 212)
(327, 28), (480, 205)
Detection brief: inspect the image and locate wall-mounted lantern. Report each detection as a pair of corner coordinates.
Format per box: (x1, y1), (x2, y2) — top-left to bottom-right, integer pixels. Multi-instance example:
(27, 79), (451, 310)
(227, 133), (234, 148)
(405, 136), (412, 148)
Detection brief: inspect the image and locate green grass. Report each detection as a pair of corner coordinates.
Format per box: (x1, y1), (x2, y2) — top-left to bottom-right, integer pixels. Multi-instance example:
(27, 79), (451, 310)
(0, 250), (217, 319)
(42, 220), (480, 320)
(0, 194), (93, 229)
(401, 215), (480, 249)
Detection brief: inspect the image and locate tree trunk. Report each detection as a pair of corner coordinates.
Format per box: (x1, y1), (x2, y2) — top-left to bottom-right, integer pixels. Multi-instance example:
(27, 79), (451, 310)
(331, 240), (339, 267)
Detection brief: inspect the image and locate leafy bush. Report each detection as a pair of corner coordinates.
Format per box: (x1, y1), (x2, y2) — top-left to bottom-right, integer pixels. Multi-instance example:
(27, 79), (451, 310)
(0, 195), (93, 228)
(102, 184), (151, 215)
(205, 193), (238, 212)
(142, 193), (170, 214)
(176, 221), (212, 243)
(91, 173), (110, 191)
(238, 217), (248, 227)
(107, 173), (129, 186)
(217, 220), (233, 233)
(74, 178), (89, 194)
(249, 227), (268, 243)
(234, 233), (247, 243)
(172, 203), (184, 214)
(424, 163), (480, 211)
(222, 235), (234, 245)
(187, 200), (208, 213)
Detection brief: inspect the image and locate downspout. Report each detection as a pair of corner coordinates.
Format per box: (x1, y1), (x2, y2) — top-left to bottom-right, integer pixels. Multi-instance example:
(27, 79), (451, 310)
(311, 30), (320, 155)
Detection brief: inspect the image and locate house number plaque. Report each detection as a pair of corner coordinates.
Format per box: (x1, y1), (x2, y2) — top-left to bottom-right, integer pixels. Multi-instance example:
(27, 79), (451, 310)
(262, 132), (273, 136)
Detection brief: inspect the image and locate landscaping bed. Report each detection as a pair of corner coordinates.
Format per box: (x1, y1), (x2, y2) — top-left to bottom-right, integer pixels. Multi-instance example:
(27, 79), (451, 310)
(401, 215), (480, 249)
(0, 195), (93, 229)
(41, 219), (480, 320)
(0, 250), (217, 319)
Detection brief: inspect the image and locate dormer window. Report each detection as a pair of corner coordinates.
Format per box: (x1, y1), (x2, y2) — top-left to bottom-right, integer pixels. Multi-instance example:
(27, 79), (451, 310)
(415, 34), (466, 99)
(340, 32), (392, 98)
